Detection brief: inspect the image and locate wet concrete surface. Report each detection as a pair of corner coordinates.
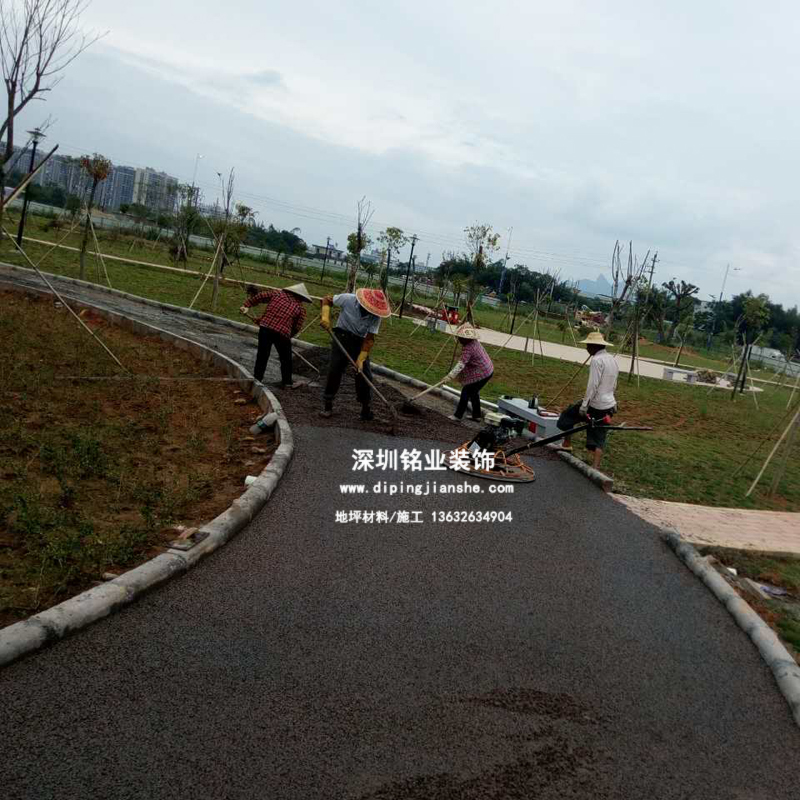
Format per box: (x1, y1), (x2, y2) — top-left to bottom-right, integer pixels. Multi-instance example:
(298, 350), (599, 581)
(2, 269), (799, 798)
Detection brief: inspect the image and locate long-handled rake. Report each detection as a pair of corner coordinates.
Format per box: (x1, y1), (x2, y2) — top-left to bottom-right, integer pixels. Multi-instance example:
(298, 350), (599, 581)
(326, 328), (399, 435)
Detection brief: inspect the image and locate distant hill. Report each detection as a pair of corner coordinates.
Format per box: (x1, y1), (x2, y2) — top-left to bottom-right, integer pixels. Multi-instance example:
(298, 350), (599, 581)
(576, 274), (612, 298)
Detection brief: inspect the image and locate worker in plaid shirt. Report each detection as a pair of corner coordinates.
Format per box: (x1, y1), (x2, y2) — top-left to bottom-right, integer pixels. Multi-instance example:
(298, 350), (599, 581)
(445, 324), (494, 421)
(240, 283), (313, 388)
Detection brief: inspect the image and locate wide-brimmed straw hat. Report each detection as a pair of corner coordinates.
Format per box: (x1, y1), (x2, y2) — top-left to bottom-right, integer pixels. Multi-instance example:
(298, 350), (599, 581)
(455, 324), (480, 340)
(579, 331), (613, 347)
(355, 288), (391, 318)
(284, 283), (313, 303)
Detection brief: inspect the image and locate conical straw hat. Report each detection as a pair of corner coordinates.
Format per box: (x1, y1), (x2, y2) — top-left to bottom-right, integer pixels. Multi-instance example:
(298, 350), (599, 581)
(355, 288), (391, 318)
(284, 283), (313, 302)
(455, 324), (480, 340)
(579, 330), (613, 346)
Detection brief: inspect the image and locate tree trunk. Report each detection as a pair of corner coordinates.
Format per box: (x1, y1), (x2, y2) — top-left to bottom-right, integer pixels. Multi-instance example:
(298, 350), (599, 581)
(346, 254), (359, 293)
(211, 231), (226, 310)
(79, 181), (99, 280)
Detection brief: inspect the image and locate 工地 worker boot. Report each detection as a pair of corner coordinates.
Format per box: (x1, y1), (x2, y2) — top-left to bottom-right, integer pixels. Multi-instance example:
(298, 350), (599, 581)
(319, 400), (334, 419)
(360, 405), (375, 421)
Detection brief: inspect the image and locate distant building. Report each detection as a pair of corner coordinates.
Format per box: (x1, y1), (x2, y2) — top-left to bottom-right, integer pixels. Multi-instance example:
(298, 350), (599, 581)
(100, 165), (135, 211)
(132, 167), (178, 213)
(310, 243), (345, 262)
(2, 142), (179, 214)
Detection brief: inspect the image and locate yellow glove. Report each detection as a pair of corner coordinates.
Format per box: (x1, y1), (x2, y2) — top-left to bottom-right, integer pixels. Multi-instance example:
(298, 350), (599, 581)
(356, 351), (368, 372)
(320, 304), (331, 331)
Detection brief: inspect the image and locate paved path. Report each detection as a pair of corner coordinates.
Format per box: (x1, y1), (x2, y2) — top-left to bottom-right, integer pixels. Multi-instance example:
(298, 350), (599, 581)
(419, 319), (765, 391)
(2, 268), (799, 798)
(615, 495), (800, 554)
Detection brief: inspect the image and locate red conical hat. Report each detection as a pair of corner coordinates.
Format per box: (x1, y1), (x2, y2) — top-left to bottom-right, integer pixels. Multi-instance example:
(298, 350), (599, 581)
(355, 288), (391, 318)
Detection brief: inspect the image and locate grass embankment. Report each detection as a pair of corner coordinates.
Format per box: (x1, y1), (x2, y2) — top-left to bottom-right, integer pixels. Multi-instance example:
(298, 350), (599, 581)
(2, 215), (798, 510)
(697, 546), (800, 658)
(12, 211), (769, 376)
(0, 290), (271, 626)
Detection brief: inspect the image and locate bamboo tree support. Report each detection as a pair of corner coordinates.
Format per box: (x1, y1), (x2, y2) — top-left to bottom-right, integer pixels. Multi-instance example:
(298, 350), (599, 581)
(731, 399), (799, 479)
(547, 354), (592, 407)
(31, 215), (84, 269)
(189, 238), (224, 310)
(769, 410), (799, 496)
(2, 227), (128, 373)
(423, 333), (455, 377)
(566, 310), (580, 347)
(745, 404), (800, 497)
(490, 306), (537, 359)
(292, 313), (321, 341)
(88, 216), (112, 289)
(788, 371), (800, 410)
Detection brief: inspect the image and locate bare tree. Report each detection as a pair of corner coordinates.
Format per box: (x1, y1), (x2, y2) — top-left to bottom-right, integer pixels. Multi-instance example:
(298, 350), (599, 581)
(77, 152), (109, 279)
(0, 0), (101, 225)
(211, 168), (235, 310)
(346, 196), (374, 292)
(663, 278), (699, 344)
(605, 240), (649, 339)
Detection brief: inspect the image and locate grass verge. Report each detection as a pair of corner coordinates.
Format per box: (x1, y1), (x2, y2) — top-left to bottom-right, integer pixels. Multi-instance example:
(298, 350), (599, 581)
(0, 290), (272, 626)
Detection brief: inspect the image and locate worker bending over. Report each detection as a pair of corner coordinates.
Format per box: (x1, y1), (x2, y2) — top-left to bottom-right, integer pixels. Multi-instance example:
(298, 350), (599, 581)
(557, 331), (619, 469)
(240, 283), (312, 388)
(446, 324), (494, 421)
(320, 288), (391, 420)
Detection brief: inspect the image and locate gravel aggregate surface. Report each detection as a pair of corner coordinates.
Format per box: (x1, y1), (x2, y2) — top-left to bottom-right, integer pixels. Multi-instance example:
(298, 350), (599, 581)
(2, 269), (799, 799)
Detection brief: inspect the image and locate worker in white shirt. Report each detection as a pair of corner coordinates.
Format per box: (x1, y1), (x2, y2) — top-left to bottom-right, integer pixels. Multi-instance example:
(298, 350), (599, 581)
(557, 331), (619, 469)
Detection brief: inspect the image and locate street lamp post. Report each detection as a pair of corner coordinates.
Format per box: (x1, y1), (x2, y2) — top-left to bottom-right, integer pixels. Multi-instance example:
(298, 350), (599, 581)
(321, 236), (331, 283)
(16, 128), (45, 246)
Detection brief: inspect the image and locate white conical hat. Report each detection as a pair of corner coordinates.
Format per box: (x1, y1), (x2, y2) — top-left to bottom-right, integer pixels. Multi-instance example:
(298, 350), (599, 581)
(455, 324), (480, 340)
(284, 283), (313, 302)
(579, 331), (613, 347)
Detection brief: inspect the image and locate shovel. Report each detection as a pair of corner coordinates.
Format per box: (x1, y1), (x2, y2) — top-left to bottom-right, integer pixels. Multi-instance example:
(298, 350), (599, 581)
(326, 328), (399, 436)
(398, 377), (450, 415)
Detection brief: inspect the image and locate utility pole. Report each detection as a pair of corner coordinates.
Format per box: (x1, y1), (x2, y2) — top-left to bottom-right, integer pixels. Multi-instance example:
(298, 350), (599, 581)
(321, 236), (331, 283)
(408, 254), (418, 305)
(399, 234), (418, 319)
(17, 128), (45, 246)
(498, 226), (513, 295)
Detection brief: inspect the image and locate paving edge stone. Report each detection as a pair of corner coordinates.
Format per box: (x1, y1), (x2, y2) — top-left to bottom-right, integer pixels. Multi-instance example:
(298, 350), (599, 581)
(664, 531), (800, 729)
(0, 277), (294, 668)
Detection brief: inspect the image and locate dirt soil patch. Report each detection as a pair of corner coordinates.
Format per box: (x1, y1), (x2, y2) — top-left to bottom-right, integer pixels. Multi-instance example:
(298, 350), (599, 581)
(279, 345), (558, 460)
(0, 290), (274, 627)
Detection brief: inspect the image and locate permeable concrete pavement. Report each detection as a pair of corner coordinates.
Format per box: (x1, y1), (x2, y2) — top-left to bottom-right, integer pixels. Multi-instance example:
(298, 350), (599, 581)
(2, 269), (799, 797)
(2, 424), (799, 799)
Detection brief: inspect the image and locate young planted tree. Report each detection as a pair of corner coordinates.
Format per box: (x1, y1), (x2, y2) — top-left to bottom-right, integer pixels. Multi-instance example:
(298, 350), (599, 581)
(463, 223), (500, 322)
(346, 196), (374, 292)
(376, 226), (408, 292)
(0, 0), (100, 228)
(605, 241), (649, 339)
(663, 279), (700, 343)
(170, 183), (201, 265)
(211, 168), (235, 310)
(77, 153), (110, 280)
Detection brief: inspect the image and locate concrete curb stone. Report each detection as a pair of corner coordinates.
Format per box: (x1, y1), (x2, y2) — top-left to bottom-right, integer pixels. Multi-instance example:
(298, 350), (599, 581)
(664, 531), (800, 729)
(0, 276), (295, 668)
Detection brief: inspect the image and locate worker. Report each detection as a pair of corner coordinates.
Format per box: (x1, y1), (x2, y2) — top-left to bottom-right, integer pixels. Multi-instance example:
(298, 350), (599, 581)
(319, 288), (391, 419)
(557, 330), (619, 469)
(446, 324), (494, 421)
(240, 283), (313, 388)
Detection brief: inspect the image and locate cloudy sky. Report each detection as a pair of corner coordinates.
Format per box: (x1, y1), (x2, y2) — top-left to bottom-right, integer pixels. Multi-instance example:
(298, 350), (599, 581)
(17, 0), (800, 307)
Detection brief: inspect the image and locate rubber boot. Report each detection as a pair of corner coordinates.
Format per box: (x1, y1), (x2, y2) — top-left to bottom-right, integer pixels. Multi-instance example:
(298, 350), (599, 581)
(360, 405), (374, 421)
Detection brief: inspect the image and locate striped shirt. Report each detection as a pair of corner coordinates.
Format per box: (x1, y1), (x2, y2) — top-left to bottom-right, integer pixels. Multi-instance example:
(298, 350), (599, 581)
(243, 290), (306, 338)
(457, 340), (494, 385)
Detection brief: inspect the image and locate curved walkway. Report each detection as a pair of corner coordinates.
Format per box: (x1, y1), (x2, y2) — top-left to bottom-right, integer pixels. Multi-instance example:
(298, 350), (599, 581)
(1, 268), (799, 799)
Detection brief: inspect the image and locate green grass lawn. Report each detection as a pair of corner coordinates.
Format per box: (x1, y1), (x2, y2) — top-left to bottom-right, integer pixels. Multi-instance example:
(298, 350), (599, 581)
(3, 212), (798, 511)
